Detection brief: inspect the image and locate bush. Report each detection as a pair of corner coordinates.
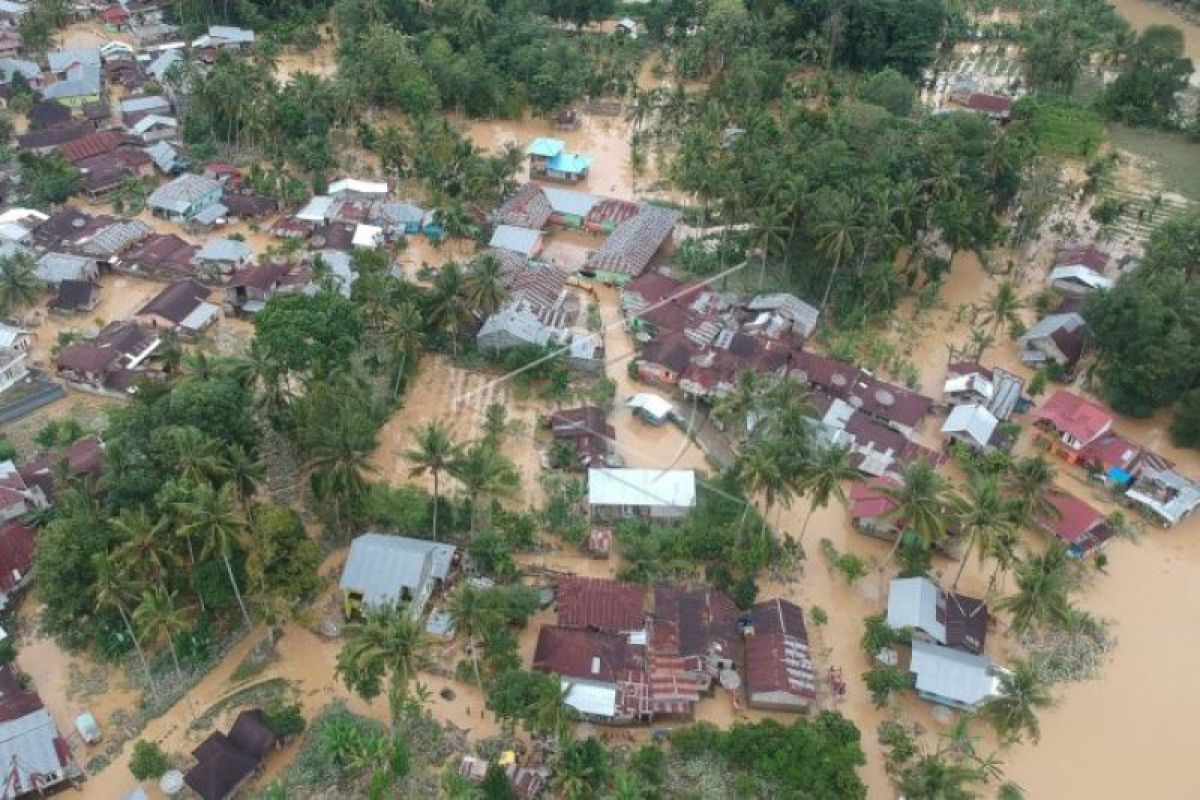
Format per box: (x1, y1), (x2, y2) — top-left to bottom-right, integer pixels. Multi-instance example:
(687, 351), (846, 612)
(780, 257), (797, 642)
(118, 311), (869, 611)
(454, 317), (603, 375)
(863, 666), (912, 708)
(1170, 388), (1200, 449)
(129, 740), (171, 780)
(265, 703), (307, 739)
(0, 639), (15, 666)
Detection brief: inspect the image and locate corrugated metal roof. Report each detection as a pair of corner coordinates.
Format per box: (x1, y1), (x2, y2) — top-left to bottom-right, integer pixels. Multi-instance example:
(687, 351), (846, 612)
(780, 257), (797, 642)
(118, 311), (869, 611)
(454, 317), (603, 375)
(941, 403), (998, 448)
(542, 186), (599, 217)
(526, 137), (564, 157)
(489, 224), (541, 256)
(887, 577), (944, 641)
(910, 639), (1000, 708)
(0, 707), (69, 795)
(196, 237), (250, 263)
(339, 533), (455, 610)
(587, 468), (696, 509)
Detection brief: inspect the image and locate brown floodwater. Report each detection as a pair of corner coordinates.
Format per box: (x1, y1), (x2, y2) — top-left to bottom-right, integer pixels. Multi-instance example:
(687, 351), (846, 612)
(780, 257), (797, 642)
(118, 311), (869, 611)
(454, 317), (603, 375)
(1111, 0), (1200, 61)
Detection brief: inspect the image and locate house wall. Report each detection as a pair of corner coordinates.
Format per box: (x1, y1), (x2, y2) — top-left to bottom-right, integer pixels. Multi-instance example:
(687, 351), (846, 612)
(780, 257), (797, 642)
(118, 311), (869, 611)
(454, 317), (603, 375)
(747, 689), (811, 712)
(0, 352), (29, 394)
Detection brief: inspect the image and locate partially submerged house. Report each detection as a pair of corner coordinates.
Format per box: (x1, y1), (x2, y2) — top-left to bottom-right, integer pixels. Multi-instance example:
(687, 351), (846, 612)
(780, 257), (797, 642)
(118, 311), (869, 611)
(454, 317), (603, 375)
(743, 598), (817, 712)
(1048, 245), (1110, 297)
(1039, 491), (1112, 557)
(908, 639), (1002, 710)
(184, 709), (276, 800)
(792, 350), (933, 438)
(1018, 310), (1088, 371)
(0, 520), (34, 611)
(18, 435), (104, 503)
(135, 278), (220, 337)
(1125, 466), (1200, 528)
(941, 403), (1008, 454)
(195, 237), (252, 280)
(118, 233), (199, 280)
(744, 292), (820, 338)
(848, 477), (902, 542)
(586, 204), (681, 285)
(55, 321), (159, 392)
(34, 252), (97, 286)
(1033, 390), (1114, 461)
(489, 224), (543, 258)
(0, 665), (80, 797)
(587, 468), (696, 520)
(942, 363), (1023, 421)
(532, 625), (649, 724)
(526, 137), (593, 183)
(556, 576), (646, 633)
(147, 173), (223, 223)
(887, 577), (988, 655)
(339, 533), (456, 618)
(548, 406), (615, 469)
(0, 460), (40, 522)
(476, 300), (562, 352)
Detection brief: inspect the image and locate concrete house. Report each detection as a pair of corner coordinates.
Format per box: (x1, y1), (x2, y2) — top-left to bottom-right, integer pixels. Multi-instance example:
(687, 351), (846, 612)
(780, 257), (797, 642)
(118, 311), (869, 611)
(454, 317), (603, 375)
(587, 468), (696, 520)
(147, 173), (223, 223)
(1126, 466), (1200, 528)
(476, 300), (562, 352)
(339, 533), (456, 618)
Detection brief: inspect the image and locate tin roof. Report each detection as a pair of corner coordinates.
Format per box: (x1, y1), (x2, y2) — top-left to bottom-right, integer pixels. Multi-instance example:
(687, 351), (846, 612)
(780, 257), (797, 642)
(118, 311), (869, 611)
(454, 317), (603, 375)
(339, 533), (455, 609)
(556, 576), (645, 631)
(587, 468), (696, 510)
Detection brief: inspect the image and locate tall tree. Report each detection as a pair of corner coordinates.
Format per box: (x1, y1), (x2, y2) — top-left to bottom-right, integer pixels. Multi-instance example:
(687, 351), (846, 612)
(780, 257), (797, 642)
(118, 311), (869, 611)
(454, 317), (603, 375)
(997, 543), (1079, 634)
(797, 444), (860, 543)
(337, 605), (431, 730)
(445, 584), (502, 687)
(92, 557), (157, 700)
(881, 460), (950, 565)
(949, 474), (1015, 590)
(405, 421), (458, 541)
(980, 659), (1055, 745)
(381, 301), (423, 400)
(463, 253), (508, 317)
(178, 482), (253, 630)
(0, 251), (40, 319)
(133, 588), (192, 685)
(450, 442), (520, 535)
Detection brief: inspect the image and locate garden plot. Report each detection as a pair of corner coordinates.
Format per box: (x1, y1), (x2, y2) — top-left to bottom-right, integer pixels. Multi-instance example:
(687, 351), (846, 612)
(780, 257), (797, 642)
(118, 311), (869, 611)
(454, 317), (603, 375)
(1101, 151), (1193, 255)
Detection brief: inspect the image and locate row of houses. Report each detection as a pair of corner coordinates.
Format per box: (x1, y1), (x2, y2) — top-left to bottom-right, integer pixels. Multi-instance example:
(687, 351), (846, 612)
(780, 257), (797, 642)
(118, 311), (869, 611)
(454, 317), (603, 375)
(533, 576), (818, 723)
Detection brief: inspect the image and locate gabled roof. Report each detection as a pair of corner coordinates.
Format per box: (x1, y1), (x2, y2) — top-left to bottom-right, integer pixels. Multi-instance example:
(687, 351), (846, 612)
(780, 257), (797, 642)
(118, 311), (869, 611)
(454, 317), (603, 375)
(888, 577), (987, 654)
(41, 65), (101, 100)
(556, 576), (645, 631)
(489, 224), (541, 257)
(588, 204), (681, 278)
(527, 137), (564, 158)
(542, 186), (600, 218)
(746, 293), (820, 337)
(909, 639), (999, 708)
(17, 122), (94, 151)
(327, 177), (387, 196)
(1053, 245), (1109, 273)
(48, 48), (100, 73)
(145, 140), (182, 173)
(339, 533), (456, 609)
(494, 184), (552, 229)
(137, 278), (210, 324)
(184, 733), (258, 800)
(131, 114), (177, 135)
(147, 173), (221, 214)
(848, 476), (900, 519)
(61, 130), (131, 163)
(35, 252), (95, 284)
(744, 598), (817, 701)
(941, 403), (999, 448)
(79, 219), (154, 257)
(1034, 390), (1113, 446)
(49, 279), (98, 311)
(1040, 492), (1106, 544)
(1048, 265), (1112, 292)
(146, 49), (182, 82)
(0, 521), (34, 594)
(587, 468), (696, 510)
(652, 587), (739, 661)
(532, 625), (642, 684)
(119, 94), (170, 115)
(196, 237), (251, 263)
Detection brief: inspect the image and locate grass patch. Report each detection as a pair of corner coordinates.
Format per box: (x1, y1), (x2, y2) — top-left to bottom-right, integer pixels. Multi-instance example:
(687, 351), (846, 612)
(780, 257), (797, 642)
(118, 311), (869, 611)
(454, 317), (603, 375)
(189, 677), (292, 733)
(1012, 97), (1104, 158)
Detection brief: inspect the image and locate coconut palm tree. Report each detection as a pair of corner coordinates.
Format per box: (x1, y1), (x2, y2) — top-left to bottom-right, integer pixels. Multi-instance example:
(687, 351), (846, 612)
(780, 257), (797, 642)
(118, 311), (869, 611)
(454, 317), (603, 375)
(711, 369), (766, 444)
(750, 203), (788, 288)
(0, 251), (40, 319)
(166, 426), (229, 487)
(405, 422), (459, 541)
(446, 584), (502, 687)
(133, 588), (192, 685)
(336, 605), (431, 729)
(997, 543), (1078, 635)
(1006, 455), (1059, 530)
(797, 444), (860, 543)
(949, 473), (1016, 590)
(381, 301), (423, 400)
(463, 253), (508, 317)
(92, 556), (157, 700)
(880, 460), (951, 566)
(112, 507), (177, 590)
(305, 403), (377, 538)
(980, 659), (1054, 745)
(178, 482), (253, 630)
(815, 193), (863, 310)
(450, 442), (520, 536)
(732, 438), (794, 538)
(222, 444), (263, 507)
(980, 279), (1024, 336)
(426, 262), (472, 354)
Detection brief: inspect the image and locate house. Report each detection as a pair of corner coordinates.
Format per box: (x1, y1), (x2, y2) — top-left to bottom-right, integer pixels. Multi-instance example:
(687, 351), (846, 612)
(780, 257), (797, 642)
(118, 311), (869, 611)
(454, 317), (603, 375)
(652, 586), (740, 673)
(0, 520), (34, 610)
(78, 219), (155, 263)
(60, 130), (132, 165)
(489, 224), (543, 258)
(1033, 390), (1114, 458)
(135, 279), (220, 336)
(225, 261), (292, 313)
(1039, 491), (1112, 557)
(100, 4), (130, 28)
(526, 137), (593, 183)
(793, 351), (933, 438)
(0, 349), (31, 395)
(310, 250), (354, 298)
(548, 406), (615, 469)
(118, 233), (199, 280)
(942, 363), (1023, 420)
(40, 64), (102, 107)
(947, 87), (1012, 122)
(26, 100), (71, 130)
(16, 121), (94, 154)
(848, 477), (902, 541)
(636, 333), (696, 385)
(586, 204), (681, 284)
(1048, 263), (1112, 296)
(0, 665), (79, 798)
(941, 403), (1007, 454)
(567, 333), (603, 372)
(743, 598), (817, 712)
(327, 177), (387, 198)
(339, 533), (456, 618)
(55, 321), (159, 390)
(1125, 466), (1200, 527)
(18, 435), (104, 502)
(130, 113), (177, 143)
(192, 25), (256, 50)
(48, 279), (99, 313)
(476, 301), (562, 352)
(145, 140), (184, 174)
(587, 467), (696, 520)
(145, 48), (181, 83)
(47, 48), (100, 77)
(745, 293), (820, 338)
(183, 709), (276, 800)
(119, 94), (170, 125)
(532, 625), (649, 724)
(556, 576), (645, 632)
(627, 392), (674, 426)
(194, 237), (252, 280)
(908, 639), (1002, 710)
(1018, 310), (1088, 370)
(375, 201), (427, 235)
(493, 183), (552, 229)
(35, 252), (98, 285)
(29, 207), (113, 251)
(78, 152), (138, 199)
(811, 391), (941, 480)
(1077, 431), (1147, 479)
(147, 173), (223, 222)
(0, 324), (31, 352)
(0, 460), (36, 521)
(542, 185), (600, 227)
(887, 577), (988, 655)
(221, 191), (277, 221)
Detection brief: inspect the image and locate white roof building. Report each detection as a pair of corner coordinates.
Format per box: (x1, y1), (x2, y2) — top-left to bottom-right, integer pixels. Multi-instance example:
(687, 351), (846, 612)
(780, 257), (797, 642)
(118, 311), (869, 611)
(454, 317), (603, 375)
(1048, 265), (1113, 295)
(941, 403), (1000, 451)
(587, 468), (696, 518)
(489, 224), (542, 257)
(626, 392), (674, 424)
(340, 533), (456, 616)
(328, 178), (388, 197)
(909, 639), (1002, 710)
(296, 195), (334, 223)
(352, 223), (383, 249)
(746, 292), (820, 338)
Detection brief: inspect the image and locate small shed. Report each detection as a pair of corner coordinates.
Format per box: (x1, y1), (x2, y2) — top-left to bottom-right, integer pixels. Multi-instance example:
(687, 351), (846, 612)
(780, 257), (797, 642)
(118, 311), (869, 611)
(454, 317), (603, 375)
(626, 392), (673, 425)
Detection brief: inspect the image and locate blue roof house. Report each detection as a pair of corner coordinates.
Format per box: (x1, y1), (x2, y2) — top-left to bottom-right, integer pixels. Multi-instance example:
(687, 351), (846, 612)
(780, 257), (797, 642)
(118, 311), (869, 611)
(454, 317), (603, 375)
(527, 137), (593, 183)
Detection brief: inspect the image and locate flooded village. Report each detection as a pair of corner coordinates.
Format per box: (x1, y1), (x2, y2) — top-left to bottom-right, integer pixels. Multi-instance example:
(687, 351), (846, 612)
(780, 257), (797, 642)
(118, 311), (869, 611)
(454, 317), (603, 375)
(0, 1), (1199, 799)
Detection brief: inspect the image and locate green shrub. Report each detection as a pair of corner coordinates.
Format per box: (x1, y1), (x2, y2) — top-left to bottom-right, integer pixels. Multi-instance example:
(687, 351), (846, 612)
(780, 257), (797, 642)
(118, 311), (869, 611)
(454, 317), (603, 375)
(129, 740), (171, 781)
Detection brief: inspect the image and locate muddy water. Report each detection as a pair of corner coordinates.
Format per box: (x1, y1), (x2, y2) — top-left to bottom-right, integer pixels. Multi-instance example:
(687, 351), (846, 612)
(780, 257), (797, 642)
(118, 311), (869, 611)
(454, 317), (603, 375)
(1111, 0), (1200, 62)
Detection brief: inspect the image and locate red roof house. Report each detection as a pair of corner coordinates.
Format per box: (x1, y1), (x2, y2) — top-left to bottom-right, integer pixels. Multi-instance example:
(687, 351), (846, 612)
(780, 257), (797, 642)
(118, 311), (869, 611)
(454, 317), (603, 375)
(744, 598), (817, 712)
(1040, 492), (1111, 556)
(0, 521), (35, 608)
(1034, 390), (1114, 453)
(849, 478), (901, 528)
(556, 576), (645, 632)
